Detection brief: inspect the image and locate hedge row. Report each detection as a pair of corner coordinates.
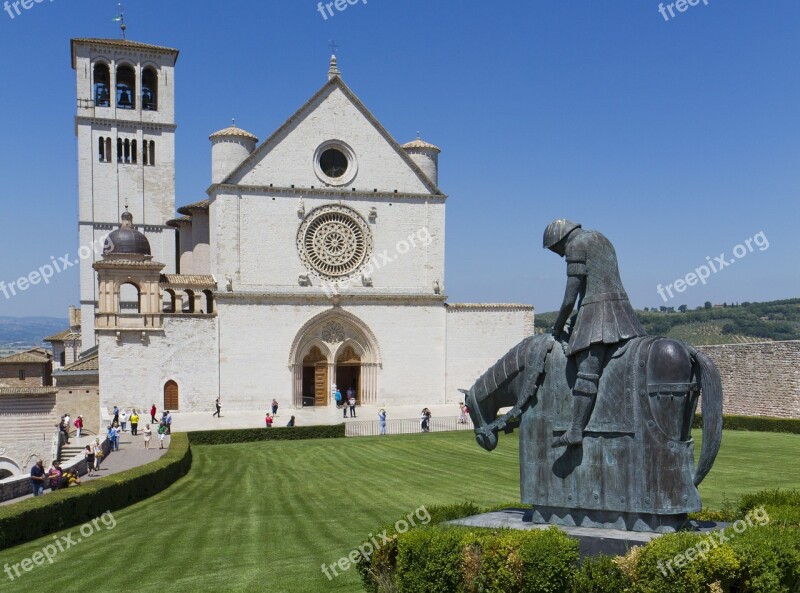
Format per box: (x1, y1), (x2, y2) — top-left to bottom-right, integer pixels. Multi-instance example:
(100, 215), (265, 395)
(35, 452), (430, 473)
(186, 423), (346, 445)
(693, 414), (800, 434)
(358, 491), (800, 593)
(0, 432), (191, 551)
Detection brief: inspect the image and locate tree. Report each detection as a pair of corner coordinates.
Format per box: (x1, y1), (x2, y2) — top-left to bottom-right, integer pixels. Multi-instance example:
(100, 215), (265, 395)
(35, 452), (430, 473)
(704, 301), (712, 309)
(679, 305), (688, 313)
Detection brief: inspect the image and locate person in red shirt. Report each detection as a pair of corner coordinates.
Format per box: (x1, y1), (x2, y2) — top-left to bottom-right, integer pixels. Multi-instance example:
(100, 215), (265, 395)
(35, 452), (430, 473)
(150, 404), (157, 424)
(74, 415), (84, 438)
(265, 413), (273, 428)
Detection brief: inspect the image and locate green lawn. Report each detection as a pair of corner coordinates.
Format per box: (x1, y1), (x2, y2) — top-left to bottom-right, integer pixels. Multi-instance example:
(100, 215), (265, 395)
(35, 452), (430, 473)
(1, 430), (798, 593)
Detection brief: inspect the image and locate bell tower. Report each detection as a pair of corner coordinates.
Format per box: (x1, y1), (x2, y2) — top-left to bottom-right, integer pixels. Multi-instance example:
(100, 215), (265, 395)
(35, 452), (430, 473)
(71, 38), (179, 347)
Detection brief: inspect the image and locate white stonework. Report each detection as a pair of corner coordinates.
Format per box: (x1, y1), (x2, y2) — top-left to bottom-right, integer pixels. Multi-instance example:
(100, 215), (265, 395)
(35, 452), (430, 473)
(75, 41), (533, 414)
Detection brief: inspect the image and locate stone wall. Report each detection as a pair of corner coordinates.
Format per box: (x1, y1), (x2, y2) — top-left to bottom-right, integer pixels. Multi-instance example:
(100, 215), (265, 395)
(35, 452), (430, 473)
(0, 363), (51, 388)
(698, 341), (800, 418)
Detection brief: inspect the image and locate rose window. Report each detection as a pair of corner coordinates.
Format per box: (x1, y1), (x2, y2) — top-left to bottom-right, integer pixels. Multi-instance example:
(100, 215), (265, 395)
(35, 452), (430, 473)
(297, 205), (372, 280)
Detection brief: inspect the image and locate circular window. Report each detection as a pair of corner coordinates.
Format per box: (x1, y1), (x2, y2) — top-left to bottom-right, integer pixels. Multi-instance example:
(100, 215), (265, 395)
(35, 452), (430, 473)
(313, 141), (358, 186)
(297, 205), (373, 280)
(320, 148), (348, 178)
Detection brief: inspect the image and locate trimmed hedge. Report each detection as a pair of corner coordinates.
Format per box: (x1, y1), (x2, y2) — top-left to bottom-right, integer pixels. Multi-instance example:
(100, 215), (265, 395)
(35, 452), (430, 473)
(186, 423), (346, 445)
(693, 414), (800, 434)
(0, 432), (191, 551)
(358, 492), (800, 593)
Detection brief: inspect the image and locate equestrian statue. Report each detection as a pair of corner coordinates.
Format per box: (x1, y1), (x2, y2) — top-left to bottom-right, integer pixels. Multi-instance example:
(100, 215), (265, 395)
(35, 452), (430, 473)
(463, 219), (723, 532)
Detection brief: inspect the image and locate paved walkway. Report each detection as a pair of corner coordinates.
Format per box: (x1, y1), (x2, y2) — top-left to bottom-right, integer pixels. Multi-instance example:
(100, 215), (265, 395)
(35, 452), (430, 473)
(0, 431), (168, 506)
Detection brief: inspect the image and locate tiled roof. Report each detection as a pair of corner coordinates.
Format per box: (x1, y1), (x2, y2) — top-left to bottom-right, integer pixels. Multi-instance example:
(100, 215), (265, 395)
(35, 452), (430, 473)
(209, 126), (258, 141)
(0, 387), (58, 396)
(402, 138), (441, 153)
(166, 216), (192, 227)
(61, 354), (99, 372)
(177, 199), (210, 216)
(0, 349), (51, 364)
(44, 329), (81, 343)
(160, 274), (217, 288)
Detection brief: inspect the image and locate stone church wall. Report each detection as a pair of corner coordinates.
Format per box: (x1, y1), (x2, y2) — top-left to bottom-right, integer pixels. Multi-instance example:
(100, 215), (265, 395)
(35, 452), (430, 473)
(98, 316), (219, 416)
(445, 305), (536, 403)
(698, 341), (800, 419)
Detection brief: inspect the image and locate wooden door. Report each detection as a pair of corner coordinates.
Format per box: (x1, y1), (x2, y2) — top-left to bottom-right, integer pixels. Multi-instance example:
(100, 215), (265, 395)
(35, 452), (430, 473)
(164, 380), (179, 410)
(314, 366), (328, 406)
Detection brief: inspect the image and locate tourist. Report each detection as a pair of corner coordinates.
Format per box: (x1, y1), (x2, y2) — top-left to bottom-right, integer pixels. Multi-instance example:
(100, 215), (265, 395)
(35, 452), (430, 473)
(48, 462), (63, 491)
(459, 402), (468, 424)
(265, 413), (273, 428)
(150, 403), (157, 424)
(420, 408), (431, 432)
(143, 424), (152, 449)
(213, 398), (222, 418)
(30, 460), (45, 496)
(158, 421), (168, 449)
(165, 410), (173, 434)
(287, 415), (296, 427)
(93, 438), (103, 472)
(75, 415), (84, 438)
(130, 410), (139, 436)
(120, 409), (128, 432)
(112, 405), (119, 424)
(84, 445), (95, 476)
(348, 393), (357, 418)
(271, 398), (279, 417)
(64, 413), (71, 431)
(60, 469), (81, 488)
(378, 409), (387, 435)
(335, 387), (343, 410)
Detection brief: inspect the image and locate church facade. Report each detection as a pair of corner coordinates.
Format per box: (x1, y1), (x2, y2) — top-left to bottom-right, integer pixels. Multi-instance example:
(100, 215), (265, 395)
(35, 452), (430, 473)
(70, 37), (534, 415)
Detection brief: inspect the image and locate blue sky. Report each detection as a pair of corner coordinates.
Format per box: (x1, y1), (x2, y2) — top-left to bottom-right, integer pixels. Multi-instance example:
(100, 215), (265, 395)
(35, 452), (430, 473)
(0, 0), (798, 318)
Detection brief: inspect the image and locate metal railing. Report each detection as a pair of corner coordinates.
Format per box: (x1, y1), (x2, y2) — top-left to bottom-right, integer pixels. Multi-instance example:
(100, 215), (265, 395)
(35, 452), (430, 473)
(345, 415), (474, 437)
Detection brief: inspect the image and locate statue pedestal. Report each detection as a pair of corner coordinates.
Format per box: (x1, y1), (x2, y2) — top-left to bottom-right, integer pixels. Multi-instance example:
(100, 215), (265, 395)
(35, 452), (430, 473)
(449, 509), (728, 558)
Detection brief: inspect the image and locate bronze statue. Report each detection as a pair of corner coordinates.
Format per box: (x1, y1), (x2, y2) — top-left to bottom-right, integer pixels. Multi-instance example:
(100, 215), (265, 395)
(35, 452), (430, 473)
(463, 220), (723, 532)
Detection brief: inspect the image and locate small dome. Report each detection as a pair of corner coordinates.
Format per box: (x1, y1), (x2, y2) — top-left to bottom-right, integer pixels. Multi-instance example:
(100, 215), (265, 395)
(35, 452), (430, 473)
(209, 125), (258, 142)
(104, 210), (151, 256)
(402, 138), (441, 153)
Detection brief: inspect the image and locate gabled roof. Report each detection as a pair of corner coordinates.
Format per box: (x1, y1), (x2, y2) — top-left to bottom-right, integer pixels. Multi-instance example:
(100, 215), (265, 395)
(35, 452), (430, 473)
(0, 348), (51, 364)
(60, 353), (99, 373)
(71, 38), (179, 68)
(44, 329), (81, 343)
(177, 199), (210, 216)
(216, 75), (442, 195)
(160, 274), (217, 288)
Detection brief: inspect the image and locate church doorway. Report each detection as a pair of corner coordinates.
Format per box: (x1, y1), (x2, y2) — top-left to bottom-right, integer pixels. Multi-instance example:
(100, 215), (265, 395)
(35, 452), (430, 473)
(336, 345), (361, 404)
(164, 380), (179, 410)
(302, 346), (328, 407)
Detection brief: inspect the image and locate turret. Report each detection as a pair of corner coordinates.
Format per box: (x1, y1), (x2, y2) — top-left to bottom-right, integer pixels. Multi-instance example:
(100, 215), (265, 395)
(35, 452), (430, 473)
(210, 122), (258, 184)
(402, 137), (441, 186)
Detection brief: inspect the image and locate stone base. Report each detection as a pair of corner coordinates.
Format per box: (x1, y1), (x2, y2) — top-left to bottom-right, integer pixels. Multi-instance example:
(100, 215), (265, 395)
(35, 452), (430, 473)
(449, 509), (728, 558)
(525, 506), (689, 533)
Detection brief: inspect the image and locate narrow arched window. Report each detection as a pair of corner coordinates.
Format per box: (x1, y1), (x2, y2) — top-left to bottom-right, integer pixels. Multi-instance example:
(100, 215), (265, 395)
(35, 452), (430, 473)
(124, 139), (131, 163)
(119, 282), (141, 313)
(116, 65), (136, 110)
(142, 67), (158, 111)
(143, 141), (149, 166)
(106, 138), (112, 162)
(98, 137), (105, 162)
(94, 63), (110, 107)
(117, 138), (123, 162)
(149, 141), (156, 166)
(131, 139), (138, 164)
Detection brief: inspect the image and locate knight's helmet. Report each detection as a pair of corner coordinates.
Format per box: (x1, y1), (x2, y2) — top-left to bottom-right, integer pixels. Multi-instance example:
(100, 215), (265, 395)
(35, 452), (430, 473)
(543, 219), (581, 249)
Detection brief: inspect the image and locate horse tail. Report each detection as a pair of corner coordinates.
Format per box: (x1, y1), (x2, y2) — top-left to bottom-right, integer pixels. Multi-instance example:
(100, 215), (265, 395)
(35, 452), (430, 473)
(689, 347), (723, 486)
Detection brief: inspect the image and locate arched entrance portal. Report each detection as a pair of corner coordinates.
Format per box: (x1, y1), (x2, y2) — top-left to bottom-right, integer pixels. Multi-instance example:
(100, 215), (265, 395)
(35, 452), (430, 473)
(336, 346), (361, 404)
(0, 458), (21, 481)
(289, 310), (381, 408)
(164, 380), (179, 410)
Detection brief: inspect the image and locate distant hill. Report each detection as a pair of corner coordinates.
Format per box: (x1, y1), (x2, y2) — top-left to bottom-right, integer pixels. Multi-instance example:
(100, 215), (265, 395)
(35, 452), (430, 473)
(0, 316), (68, 354)
(534, 299), (800, 346)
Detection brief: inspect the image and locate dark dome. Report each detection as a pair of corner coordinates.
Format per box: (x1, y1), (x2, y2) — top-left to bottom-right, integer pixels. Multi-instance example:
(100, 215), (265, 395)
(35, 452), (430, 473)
(104, 210), (151, 256)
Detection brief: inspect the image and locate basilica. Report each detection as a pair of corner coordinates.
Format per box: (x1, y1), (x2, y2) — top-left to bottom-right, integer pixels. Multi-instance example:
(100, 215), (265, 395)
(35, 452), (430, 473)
(67, 37), (533, 415)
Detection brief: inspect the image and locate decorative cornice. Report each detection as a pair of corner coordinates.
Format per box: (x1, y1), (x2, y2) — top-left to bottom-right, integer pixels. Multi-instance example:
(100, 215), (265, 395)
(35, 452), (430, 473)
(209, 184), (447, 202)
(445, 303), (535, 312)
(216, 291), (446, 305)
(74, 117), (177, 132)
(0, 387), (58, 396)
